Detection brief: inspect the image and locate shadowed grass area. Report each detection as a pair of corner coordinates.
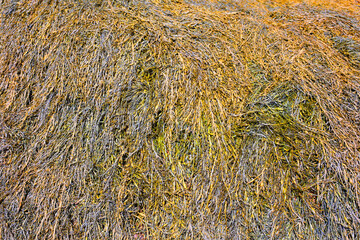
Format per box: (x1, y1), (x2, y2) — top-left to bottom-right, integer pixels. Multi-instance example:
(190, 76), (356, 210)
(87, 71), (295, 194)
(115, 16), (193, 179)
(1, 0), (360, 239)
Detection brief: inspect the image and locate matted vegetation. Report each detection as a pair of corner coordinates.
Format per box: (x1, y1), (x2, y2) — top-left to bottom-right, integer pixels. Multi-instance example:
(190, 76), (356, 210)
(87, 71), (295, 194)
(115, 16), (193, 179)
(1, 0), (360, 239)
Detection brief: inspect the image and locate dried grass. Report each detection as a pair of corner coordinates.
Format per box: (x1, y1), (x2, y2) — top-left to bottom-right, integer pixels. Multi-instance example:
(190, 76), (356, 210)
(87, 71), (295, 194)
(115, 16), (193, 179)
(1, 0), (360, 239)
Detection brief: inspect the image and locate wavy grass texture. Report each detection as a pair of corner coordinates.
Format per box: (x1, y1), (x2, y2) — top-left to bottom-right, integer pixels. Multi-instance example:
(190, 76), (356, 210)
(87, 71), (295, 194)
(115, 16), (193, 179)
(1, 0), (360, 239)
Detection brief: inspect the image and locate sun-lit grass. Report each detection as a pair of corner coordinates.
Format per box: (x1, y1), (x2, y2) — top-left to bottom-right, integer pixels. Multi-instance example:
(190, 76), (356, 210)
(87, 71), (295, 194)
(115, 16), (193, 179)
(1, 0), (360, 239)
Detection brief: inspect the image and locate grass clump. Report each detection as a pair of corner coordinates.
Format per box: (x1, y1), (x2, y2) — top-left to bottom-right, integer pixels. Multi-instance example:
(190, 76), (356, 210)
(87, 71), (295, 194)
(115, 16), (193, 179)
(1, 0), (360, 239)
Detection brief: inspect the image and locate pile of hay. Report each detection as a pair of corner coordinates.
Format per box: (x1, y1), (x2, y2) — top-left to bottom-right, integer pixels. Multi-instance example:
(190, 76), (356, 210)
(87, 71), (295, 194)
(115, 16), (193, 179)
(1, 0), (360, 239)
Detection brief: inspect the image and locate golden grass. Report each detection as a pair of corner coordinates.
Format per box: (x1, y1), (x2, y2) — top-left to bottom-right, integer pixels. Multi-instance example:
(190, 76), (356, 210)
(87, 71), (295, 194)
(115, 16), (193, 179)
(1, 0), (360, 239)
